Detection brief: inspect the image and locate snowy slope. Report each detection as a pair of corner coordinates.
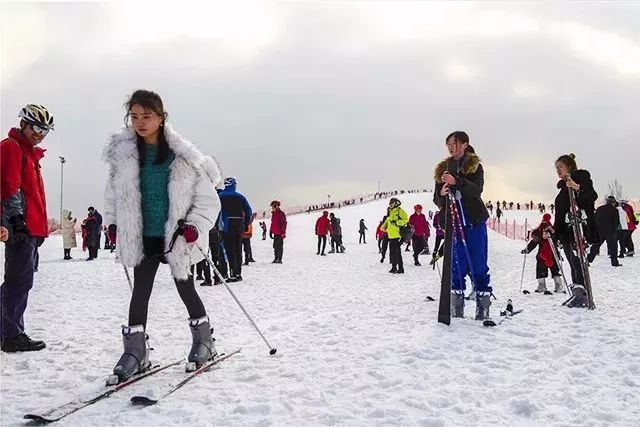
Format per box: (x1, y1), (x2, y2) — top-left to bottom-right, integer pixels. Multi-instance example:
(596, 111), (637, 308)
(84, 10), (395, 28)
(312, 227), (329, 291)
(1, 192), (639, 426)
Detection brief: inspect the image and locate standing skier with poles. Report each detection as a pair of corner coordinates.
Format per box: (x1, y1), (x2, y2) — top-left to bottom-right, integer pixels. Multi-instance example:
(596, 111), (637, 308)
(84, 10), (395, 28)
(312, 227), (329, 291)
(103, 90), (222, 382)
(553, 153), (597, 308)
(521, 213), (563, 294)
(433, 131), (492, 320)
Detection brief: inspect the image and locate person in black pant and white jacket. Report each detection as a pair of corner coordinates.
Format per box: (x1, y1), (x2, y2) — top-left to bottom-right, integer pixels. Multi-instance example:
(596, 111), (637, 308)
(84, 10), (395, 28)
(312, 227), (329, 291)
(103, 90), (222, 381)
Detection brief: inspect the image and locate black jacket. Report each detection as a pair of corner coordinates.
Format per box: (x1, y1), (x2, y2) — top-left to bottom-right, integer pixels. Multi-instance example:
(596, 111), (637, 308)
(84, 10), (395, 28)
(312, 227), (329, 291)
(553, 169), (598, 243)
(433, 153), (489, 225)
(595, 203), (620, 237)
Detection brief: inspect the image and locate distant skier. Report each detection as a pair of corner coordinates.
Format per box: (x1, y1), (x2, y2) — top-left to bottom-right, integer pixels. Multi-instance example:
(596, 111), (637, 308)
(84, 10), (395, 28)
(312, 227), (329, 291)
(620, 200), (637, 256)
(219, 176), (253, 282)
(433, 131), (492, 320)
(430, 210), (445, 265)
(358, 219), (368, 244)
(521, 213), (563, 293)
(553, 153), (598, 307)
(61, 209), (77, 260)
(315, 211), (331, 255)
(381, 198), (408, 274)
(269, 200), (287, 263)
(376, 216), (389, 263)
(587, 196), (621, 267)
(409, 204), (430, 266)
(329, 213), (344, 253)
(242, 213), (256, 265)
(260, 221), (267, 240)
(496, 205), (503, 220)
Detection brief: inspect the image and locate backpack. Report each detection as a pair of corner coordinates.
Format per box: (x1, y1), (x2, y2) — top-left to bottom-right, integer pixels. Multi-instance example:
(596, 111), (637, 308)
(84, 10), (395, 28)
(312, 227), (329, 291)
(400, 223), (414, 243)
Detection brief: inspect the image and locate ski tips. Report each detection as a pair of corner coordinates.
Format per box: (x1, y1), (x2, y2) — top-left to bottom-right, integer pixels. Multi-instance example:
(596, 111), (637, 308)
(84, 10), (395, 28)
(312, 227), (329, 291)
(269, 348), (277, 355)
(425, 296), (435, 302)
(24, 414), (55, 423)
(483, 320), (497, 327)
(130, 396), (159, 406)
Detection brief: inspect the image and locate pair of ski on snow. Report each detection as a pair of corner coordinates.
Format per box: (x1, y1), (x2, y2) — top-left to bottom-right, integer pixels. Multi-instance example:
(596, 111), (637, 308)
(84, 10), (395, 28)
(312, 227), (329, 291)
(23, 349), (241, 424)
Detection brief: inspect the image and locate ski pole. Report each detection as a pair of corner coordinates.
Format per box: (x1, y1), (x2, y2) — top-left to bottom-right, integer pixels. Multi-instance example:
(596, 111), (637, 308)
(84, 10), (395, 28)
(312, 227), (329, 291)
(122, 265), (133, 292)
(193, 241), (277, 356)
(447, 190), (478, 294)
(519, 250), (529, 294)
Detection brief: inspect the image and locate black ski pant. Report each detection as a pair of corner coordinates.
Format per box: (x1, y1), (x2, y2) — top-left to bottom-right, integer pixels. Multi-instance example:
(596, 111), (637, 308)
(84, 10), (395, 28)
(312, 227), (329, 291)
(317, 235), (327, 254)
(589, 234), (619, 266)
(63, 248), (71, 259)
(88, 245), (98, 260)
(195, 259), (211, 283)
(619, 230), (634, 255)
(222, 231), (243, 278)
(535, 258), (560, 279)
(273, 235), (284, 261)
(359, 231), (366, 244)
(411, 235), (425, 263)
(377, 238), (382, 253)
(560, 237), (584, 286)
(1, 236), (42, 340)
(129, 238), (206, 328)
(389, 238), (403, 271)
(433, 235), (444, 257)
(380, 237), (389, 260)
(242, 237), (253, 263)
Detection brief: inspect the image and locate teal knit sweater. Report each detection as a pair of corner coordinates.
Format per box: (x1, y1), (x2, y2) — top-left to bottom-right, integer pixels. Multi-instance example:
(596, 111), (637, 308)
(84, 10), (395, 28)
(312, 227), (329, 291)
(140, 144), (175, 237)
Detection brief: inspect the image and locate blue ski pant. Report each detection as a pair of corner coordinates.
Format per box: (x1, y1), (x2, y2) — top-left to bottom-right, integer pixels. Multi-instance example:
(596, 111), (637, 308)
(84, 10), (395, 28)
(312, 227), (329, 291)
(1, 236), (40, 340)
(451, 222), (492, 293)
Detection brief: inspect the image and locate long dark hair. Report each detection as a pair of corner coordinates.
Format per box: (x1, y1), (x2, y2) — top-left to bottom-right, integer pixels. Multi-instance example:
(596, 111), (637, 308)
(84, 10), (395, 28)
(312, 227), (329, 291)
(124, 89), (170, 166)
(556, 153), (577, 172)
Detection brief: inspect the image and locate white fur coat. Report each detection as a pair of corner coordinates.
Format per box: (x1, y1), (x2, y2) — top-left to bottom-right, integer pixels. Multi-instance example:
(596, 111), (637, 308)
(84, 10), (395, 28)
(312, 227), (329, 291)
(102, 124), (222, 280)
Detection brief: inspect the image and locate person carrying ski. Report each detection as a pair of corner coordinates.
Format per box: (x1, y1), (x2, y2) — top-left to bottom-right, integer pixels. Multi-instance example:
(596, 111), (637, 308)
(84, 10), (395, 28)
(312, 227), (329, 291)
(1, 104), (54, 352)
(553, 153), (598, 307)
(409, 204), (430, 266)
(269, 200), (287, 263)
(315, 211), (331, 255)
(103, 90), (222, 381)
(381, 198), (408, 274)
(588, 196), (621, 267)
(358, 219), (368, 244)
(521, 213), (563, 293)
(433, 131), (492, 320)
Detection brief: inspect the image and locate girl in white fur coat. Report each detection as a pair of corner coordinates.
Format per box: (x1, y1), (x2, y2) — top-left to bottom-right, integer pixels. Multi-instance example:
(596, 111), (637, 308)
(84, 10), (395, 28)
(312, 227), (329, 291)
(103, 90), (222, 382)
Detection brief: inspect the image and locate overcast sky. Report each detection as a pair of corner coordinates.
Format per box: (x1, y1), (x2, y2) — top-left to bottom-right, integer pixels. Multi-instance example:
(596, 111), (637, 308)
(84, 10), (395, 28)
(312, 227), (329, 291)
(2, 1), (639, 219)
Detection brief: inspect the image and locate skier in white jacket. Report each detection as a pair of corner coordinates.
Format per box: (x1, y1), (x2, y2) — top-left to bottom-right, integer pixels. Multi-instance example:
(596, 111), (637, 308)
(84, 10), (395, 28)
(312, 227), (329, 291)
(103, 90), (222, 382)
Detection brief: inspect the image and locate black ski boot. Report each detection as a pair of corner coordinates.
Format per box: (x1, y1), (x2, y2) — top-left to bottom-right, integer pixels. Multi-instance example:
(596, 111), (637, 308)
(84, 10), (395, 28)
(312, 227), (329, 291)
(108, 325), (150, 385)
(185, 316), (217, 372)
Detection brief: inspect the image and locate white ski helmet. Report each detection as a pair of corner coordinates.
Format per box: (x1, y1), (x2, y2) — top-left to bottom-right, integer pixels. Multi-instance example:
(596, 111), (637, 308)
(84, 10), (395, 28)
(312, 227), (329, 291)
(19, 104), (55, 130)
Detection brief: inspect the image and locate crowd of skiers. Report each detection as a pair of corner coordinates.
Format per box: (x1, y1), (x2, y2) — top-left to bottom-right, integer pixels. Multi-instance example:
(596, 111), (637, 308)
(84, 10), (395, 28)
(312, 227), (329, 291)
(1, 97), (637, 386)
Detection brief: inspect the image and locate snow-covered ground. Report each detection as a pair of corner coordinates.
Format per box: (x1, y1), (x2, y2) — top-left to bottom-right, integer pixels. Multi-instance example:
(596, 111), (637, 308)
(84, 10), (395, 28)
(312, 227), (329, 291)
(1, 192), (639, 426)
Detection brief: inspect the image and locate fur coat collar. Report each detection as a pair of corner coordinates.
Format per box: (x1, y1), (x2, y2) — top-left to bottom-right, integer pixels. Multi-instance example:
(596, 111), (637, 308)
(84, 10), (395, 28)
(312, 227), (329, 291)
(102, 124), (222, 280)
(433, 153), (482, 183)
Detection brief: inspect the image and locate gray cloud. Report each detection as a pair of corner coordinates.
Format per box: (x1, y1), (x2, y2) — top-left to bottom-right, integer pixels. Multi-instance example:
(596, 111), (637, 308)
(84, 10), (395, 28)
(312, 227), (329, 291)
(2, 2), (639, 222)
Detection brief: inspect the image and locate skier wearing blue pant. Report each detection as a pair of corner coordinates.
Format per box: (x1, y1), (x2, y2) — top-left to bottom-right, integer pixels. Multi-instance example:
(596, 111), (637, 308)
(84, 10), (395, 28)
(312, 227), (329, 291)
(433, 131), (492, 320)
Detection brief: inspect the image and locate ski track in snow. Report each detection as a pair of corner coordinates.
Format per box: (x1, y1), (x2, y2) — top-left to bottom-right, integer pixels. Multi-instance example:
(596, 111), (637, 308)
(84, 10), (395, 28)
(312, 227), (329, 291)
(1, 194), (639, 426)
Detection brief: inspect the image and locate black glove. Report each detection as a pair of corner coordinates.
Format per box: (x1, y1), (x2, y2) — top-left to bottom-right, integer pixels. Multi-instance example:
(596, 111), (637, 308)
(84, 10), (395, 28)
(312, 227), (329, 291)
(520, 249), (527, 254)
(8, 215), (29, 243)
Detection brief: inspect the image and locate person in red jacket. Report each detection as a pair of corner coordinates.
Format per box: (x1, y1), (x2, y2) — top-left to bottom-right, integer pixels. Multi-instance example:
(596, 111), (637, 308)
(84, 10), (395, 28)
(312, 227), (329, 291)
(315, 211), (331, 256)
(1, 104), (54, 352)
(409, 204), (430, 266)
(620, 201), (637, 256)
(270, 200), (287, 263)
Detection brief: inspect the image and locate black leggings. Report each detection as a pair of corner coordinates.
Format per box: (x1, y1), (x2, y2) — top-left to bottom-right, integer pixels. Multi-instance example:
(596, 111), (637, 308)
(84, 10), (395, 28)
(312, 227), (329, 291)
(129, 239), (206, 328)
(389, 238), (403, 270)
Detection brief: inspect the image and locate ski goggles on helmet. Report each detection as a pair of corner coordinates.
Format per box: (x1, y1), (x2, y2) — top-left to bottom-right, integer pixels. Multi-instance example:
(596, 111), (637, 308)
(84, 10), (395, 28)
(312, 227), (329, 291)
(29, 122), (51, 137)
